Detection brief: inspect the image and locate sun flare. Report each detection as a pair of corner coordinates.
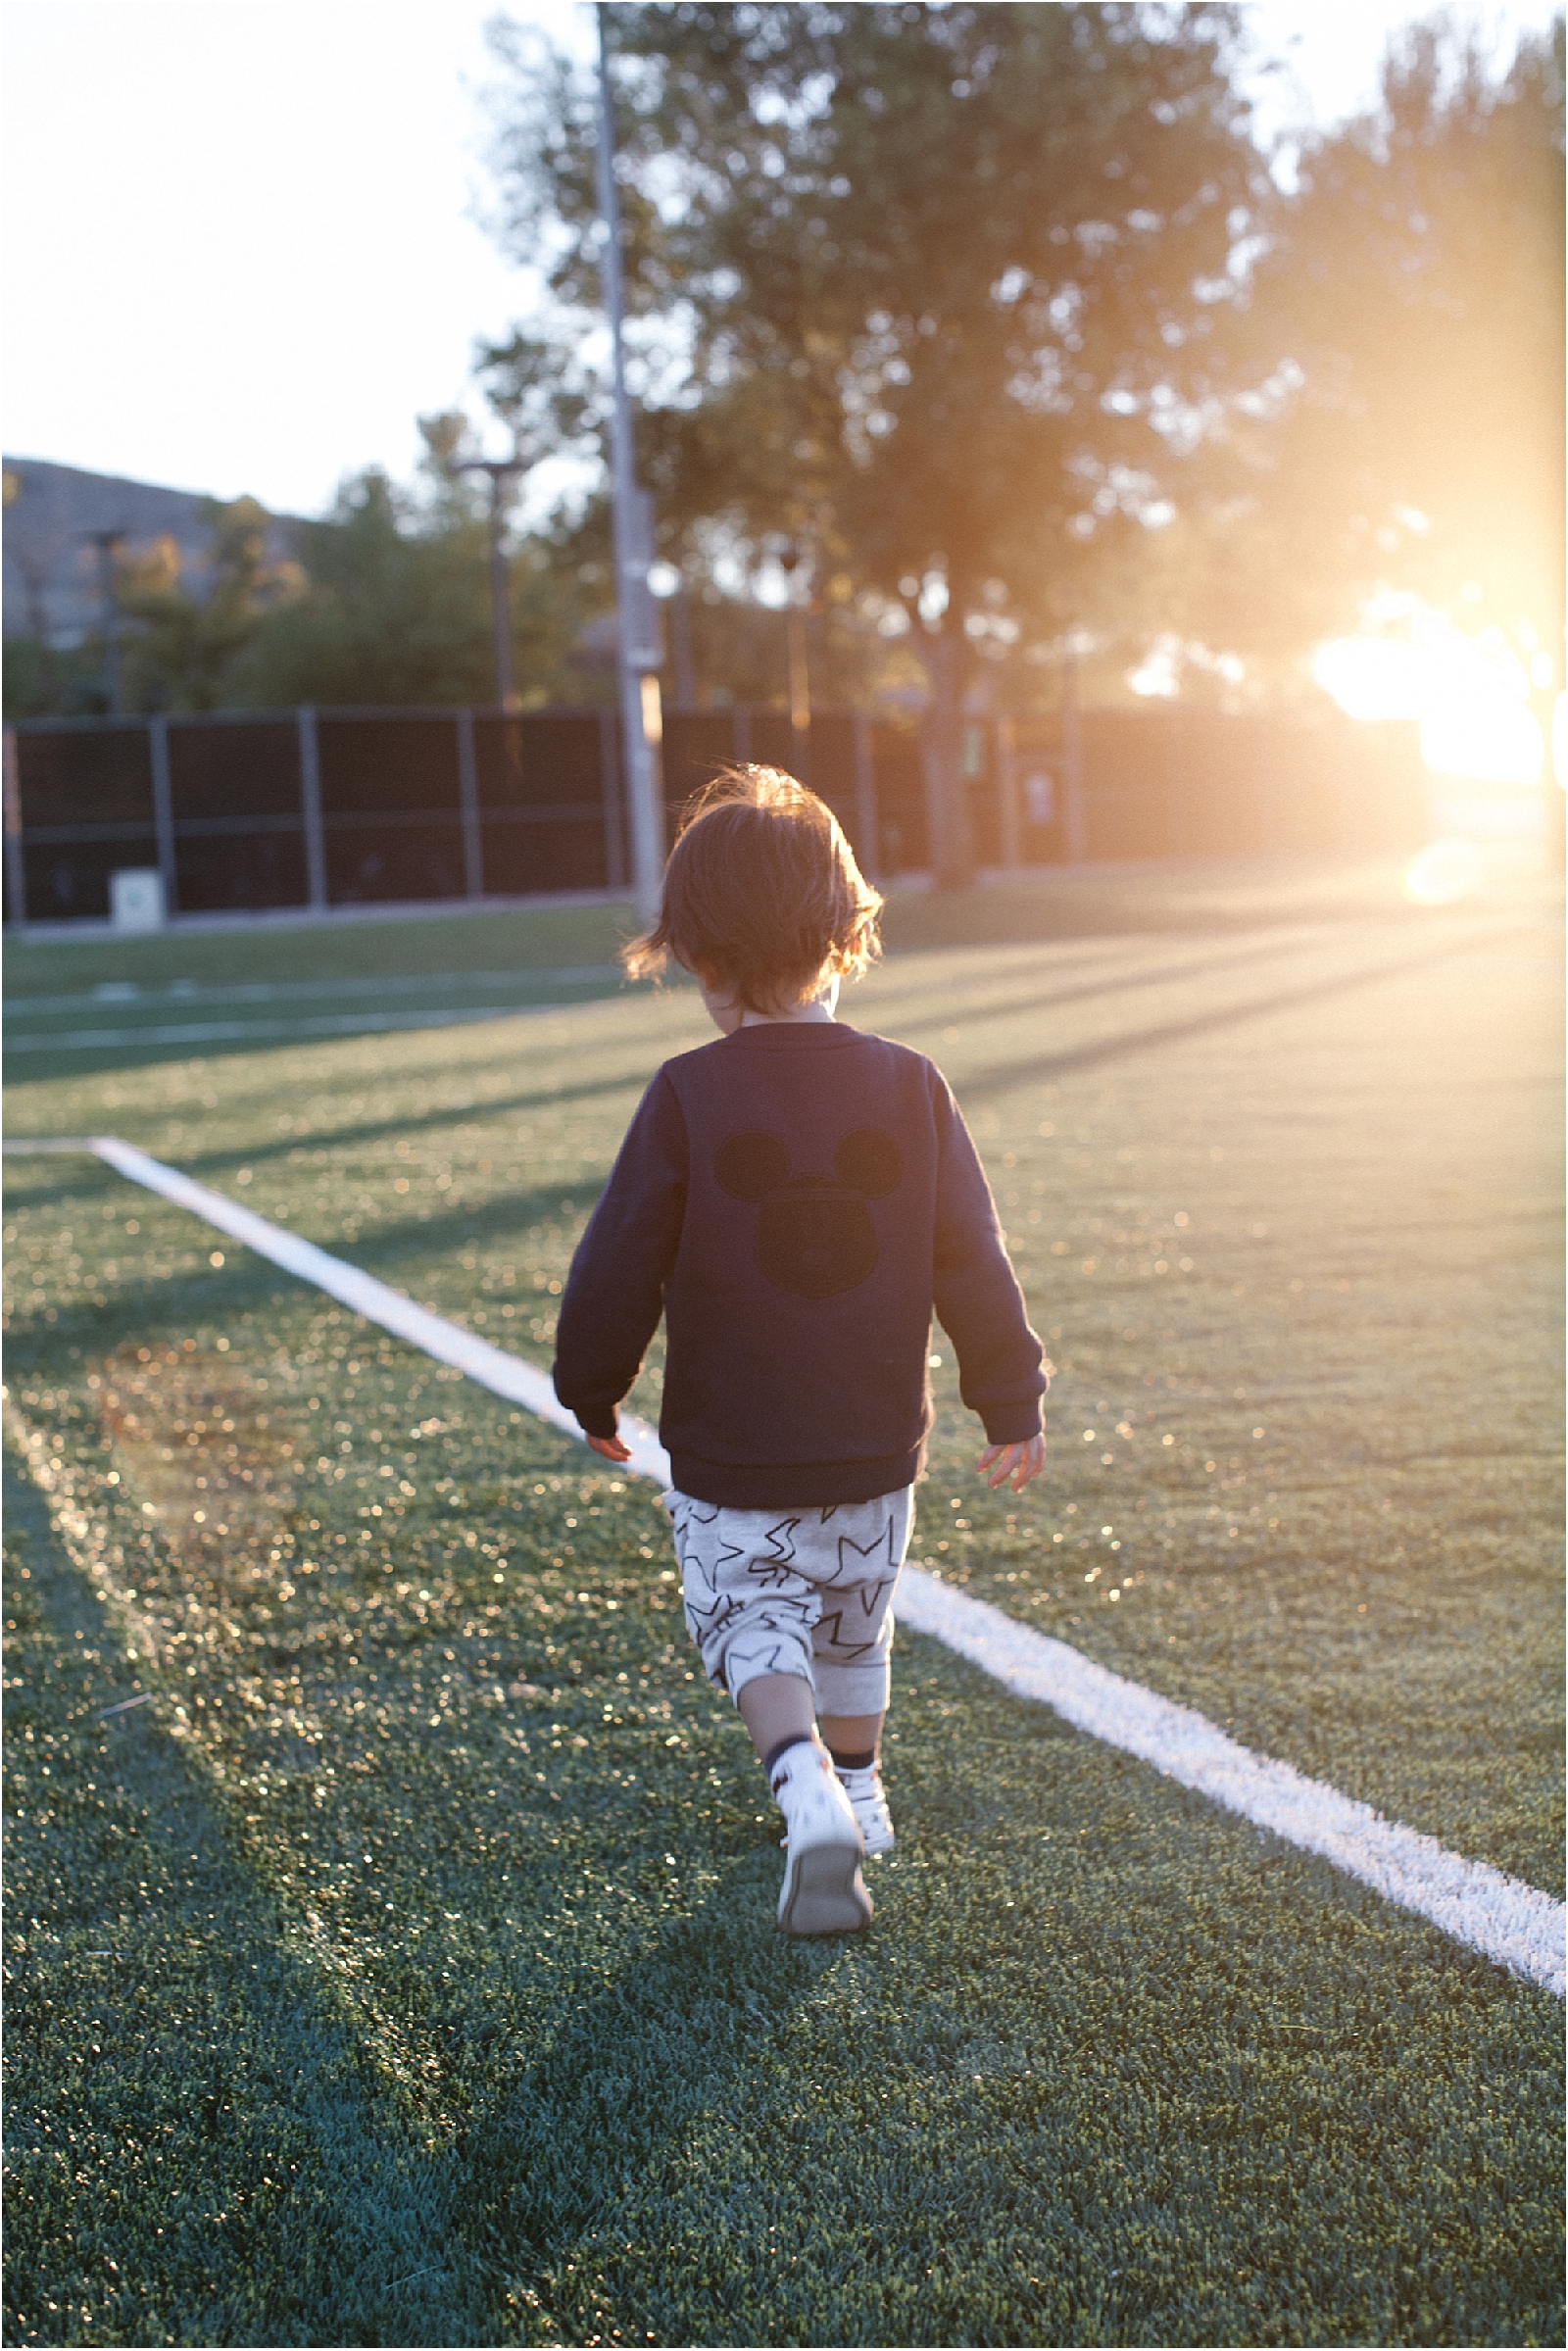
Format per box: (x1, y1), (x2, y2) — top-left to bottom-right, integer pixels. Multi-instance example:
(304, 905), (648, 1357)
(1313, 611), (1550, 787)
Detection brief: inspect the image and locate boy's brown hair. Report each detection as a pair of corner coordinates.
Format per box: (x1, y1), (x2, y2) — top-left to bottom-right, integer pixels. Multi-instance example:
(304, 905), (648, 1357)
(622, 765), (882, 1011)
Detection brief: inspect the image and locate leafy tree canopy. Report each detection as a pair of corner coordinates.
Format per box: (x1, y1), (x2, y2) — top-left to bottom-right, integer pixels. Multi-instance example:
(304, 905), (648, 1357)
(112, 497), (304, 712)
(490, 1), (1267, 874)
(1228, 16), (1564, 676)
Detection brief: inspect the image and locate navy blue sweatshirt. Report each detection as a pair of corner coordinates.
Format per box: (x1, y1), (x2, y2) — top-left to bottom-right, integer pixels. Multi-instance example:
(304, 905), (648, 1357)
(552, 1020), (1047, 1507)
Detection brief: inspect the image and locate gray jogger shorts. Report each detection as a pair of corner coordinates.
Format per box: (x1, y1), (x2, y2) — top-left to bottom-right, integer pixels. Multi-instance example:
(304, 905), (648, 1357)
(664, 1487), (914, 1716)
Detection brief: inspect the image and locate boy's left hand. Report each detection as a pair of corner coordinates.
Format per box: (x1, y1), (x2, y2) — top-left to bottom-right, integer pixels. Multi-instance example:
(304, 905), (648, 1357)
(976, 1434), (1046, 1492)
(586, 1432), (633, 1463)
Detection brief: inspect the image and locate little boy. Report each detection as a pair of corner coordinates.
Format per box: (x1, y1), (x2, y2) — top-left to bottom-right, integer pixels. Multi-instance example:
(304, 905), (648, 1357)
(553, 768), (1046, 1935)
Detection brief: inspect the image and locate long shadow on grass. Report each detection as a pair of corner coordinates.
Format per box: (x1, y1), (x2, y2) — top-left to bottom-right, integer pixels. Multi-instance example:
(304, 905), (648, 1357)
(180, 1061), (658, 1180)
(2, 1451), (496, 2348)
(3, 932), (1326, 1175)
(3, 1442), (864, 2347)
(865, 927), (1346, 1047)
(435, 1845), (855, 2337)
(2, 1064), (661, 1196)
(1, 933), (1497, 1352)
(0, 983), (646, 1085)
(955, 915), (1544, 1108)
(0, 1171), (612, 1369)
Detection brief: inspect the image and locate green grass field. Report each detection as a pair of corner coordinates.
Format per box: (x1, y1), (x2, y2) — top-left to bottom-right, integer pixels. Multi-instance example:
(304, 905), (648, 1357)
(4, 856), (1563, 2347)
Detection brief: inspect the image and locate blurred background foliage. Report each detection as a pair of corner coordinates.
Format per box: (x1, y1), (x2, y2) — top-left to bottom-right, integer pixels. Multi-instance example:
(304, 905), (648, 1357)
(8, 3), (1561, 725)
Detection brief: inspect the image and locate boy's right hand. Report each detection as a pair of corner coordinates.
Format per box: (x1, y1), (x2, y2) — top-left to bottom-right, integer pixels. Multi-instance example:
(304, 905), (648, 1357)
(976, 1434), (1046, 1492)
(586, 1431), (633, 1463)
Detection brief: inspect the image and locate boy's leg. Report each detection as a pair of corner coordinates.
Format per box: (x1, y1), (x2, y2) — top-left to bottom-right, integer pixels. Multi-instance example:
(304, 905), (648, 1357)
(736, 1671), (816, 1765)
(664, 1493), (870, 1933)
(808, 1489), (912, 1853)
(808, 1489), (911, 1732)
(736, 1671), (872, 1935)
(818, 1709), (884, 1760)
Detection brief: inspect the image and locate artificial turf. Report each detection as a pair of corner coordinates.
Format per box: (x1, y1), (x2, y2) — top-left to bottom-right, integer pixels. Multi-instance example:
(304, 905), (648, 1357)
(4, 856), (1563, 2346)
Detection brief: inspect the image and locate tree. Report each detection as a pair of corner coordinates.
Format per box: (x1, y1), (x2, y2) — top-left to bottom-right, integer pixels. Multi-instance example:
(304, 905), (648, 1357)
(225, 416), (609, 711)
(1213, 16), (1564, 710)
(108, 497), (304, 711)
(489, 1), (1267, 882)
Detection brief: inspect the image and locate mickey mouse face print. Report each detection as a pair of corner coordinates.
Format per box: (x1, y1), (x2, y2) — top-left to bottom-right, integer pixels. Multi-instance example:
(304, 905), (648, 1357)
(715, 1128), (904, 1299)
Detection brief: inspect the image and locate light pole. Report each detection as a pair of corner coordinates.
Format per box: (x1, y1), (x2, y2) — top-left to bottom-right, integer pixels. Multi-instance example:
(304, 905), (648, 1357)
(450, 457), (525, 710)
(85, 529), (125, 714)
(595, 0), (664, 922)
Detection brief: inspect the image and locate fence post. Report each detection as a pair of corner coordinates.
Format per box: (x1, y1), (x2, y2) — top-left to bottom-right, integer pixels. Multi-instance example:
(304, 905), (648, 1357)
(297, 706), (327, 910)
(996, 714), (1021, 871)
(3, 727), (25, 925)
(733, 707), (753, 763)
(149, 714), (177, 912)
(853, 712), (880, 880)
(456, 708), (484, 900)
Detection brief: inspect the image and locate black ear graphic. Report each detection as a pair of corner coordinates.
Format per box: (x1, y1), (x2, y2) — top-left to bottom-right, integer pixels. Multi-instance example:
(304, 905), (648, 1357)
(836, 1128), (902, 1200)
(716, 1130), (790, 1201)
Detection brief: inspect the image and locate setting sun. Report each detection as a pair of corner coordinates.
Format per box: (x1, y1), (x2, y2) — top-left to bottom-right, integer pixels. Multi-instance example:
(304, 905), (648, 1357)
(1312, 608), (1552, 787)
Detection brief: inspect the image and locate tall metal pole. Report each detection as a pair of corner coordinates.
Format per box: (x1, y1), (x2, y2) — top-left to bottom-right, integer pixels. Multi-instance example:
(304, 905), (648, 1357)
(451, 458), (524, 710)
(595, 2), (663, 922)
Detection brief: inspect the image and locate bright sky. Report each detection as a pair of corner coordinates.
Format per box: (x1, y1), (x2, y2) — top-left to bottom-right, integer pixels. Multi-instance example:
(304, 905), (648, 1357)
(3, 0), (1557, 785)
(3, 0), (1557, 515)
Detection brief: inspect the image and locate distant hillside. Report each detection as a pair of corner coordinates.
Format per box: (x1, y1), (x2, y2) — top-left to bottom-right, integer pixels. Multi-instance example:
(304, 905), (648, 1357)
(2, 456), (302, 648)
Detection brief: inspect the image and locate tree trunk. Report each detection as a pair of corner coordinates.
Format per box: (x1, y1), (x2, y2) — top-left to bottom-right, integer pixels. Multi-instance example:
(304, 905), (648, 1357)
(917, 621), (974, 891)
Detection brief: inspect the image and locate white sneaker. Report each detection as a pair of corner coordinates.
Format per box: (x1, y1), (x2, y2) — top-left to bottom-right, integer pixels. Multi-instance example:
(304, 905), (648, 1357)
(771, 1741), (872, 1935)
(836, 1762), (895, 1855)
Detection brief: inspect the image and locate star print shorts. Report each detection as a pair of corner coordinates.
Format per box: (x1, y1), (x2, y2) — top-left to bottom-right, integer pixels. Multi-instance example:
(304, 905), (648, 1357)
(663, 1487), (915, 1717)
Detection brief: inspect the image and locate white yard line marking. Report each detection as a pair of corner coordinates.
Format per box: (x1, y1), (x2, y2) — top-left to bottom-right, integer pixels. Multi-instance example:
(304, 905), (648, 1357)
(8, 964), (625, 1016)
(3, 1001), (617, 1055)
(75, 1138), (672, 1487)
(894, 1570), (1564, 1998)
(11, 1135), (1565, 1998)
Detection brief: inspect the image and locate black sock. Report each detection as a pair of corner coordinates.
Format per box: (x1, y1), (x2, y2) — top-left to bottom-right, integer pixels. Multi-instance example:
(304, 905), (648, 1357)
(828, 1746), (877, 1773)
(762, 1734), (815, 1778)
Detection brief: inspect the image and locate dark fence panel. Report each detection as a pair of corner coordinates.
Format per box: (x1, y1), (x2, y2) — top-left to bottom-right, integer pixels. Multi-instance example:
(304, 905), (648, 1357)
(478, 818), (610, 898)
(319, 713), (461, 815)
(166, 717), (308, 913)
(869, 721), (927, 875)
(475, 712), (601, 808)
(174, 829), (310, 915)
(662, 710), (744, 817)
(170, 718), (301, 822)
(476, 712), (614, 896)
(4, 702), (1430, 927)
(15, 721), (153, 827)
(802, 710), (865, 864)
(324, 820), (468, 906)
(22, 832), (159, 921)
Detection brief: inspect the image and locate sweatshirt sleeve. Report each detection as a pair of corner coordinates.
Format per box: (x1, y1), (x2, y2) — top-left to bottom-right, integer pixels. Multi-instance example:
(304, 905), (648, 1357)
(929, 1073), (1048, 1445)
(552, 1070), (688, 1438)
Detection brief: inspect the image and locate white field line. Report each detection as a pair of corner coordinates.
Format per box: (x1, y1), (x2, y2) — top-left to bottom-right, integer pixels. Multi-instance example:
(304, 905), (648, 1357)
(895, 1572), (1564, 1998)
(8, 963), (625, 1015)
(2, 1000), (619, 1055)
(11, 1135), (1565, 1999)
(36, 1137), (673, 1483)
